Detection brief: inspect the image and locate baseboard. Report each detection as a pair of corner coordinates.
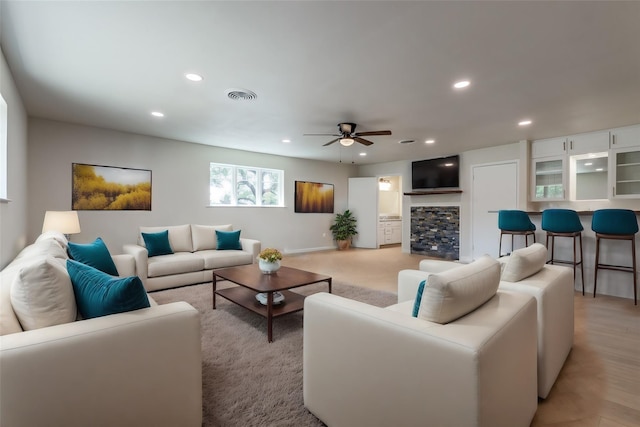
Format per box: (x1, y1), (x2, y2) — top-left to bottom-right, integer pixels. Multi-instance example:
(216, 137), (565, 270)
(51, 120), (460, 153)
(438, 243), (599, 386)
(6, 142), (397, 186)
(283, 246), (335, 255)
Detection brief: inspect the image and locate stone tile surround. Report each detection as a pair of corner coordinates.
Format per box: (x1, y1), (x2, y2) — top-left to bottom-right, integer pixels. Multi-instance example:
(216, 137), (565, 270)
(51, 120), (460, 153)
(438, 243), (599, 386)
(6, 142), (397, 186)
(410, 206), (460, 260)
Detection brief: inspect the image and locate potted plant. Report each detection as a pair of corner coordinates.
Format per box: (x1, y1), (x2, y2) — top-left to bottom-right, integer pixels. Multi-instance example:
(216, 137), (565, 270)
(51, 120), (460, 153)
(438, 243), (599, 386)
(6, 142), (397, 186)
(257, 248), (283, 274)
(330, 209), (358, 250)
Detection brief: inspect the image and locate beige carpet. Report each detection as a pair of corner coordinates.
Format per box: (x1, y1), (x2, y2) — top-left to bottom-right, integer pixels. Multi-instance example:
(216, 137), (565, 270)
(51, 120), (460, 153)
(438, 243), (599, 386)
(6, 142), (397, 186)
(151, 280), (397, 427)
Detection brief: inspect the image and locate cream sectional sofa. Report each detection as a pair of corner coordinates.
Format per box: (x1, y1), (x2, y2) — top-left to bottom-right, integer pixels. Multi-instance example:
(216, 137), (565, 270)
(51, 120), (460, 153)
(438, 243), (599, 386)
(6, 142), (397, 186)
(398, 243), (575, 399)
(304, 256), (539, 427)
(0, 232), (202, 426)
(123, 224), (261, 291)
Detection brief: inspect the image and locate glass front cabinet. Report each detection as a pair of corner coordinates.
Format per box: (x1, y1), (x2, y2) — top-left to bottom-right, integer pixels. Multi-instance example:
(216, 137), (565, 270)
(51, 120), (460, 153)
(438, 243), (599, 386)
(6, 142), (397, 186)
(611, 147), (640, 198)
(532, 156), (566, 200)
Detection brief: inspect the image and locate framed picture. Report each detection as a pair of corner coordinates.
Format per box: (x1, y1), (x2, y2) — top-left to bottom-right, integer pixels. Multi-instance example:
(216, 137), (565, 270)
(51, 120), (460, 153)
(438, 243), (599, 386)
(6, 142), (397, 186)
(294, 181), (334, 213)
(72, 163), (152, 210)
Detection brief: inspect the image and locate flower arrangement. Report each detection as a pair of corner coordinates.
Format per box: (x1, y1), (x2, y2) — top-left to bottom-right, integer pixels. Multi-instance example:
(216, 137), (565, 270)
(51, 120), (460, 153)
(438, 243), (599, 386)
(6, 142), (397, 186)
(258, 248), (283, 263)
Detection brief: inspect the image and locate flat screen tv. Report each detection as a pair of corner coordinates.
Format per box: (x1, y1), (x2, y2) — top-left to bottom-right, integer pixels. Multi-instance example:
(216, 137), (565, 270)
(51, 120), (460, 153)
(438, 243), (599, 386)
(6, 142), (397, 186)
(411, 155), (460, 190)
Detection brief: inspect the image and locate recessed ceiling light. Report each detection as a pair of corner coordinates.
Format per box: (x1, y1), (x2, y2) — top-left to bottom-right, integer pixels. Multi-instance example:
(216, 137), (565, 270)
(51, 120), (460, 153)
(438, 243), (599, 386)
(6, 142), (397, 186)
(282, 139), (291, 143)
(359, 152), (367, 156)
(584, 162), (593, 166)
(425, 139), (435, 144)
(444, 163), (454, 167)
(453, 80), (470, 89)
(518, 120), (532, 126)
(185, 73), (203, 82)
(596, 168), (604, 171)
(151, 111), (164, 117)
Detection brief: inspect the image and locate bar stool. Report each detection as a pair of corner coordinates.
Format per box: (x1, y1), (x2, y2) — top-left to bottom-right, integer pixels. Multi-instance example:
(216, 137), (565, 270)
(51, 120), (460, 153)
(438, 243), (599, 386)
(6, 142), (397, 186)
(592, 209), (638, 305)
(542, 209), (585, 294)
(498, 210), (536, 257)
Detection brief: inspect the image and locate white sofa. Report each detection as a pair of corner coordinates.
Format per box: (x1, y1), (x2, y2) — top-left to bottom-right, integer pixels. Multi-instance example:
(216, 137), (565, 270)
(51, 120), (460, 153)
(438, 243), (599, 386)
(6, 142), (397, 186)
(399, 243), (575, 399)
(123, 224), (261, 291)
(0, 233), (202, 427)
(304, 256), (538, 427)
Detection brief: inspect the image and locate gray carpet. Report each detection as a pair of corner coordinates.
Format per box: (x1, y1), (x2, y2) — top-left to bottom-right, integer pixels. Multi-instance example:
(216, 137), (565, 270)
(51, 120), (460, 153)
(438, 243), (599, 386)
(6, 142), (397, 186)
(151, 280), (397, 427)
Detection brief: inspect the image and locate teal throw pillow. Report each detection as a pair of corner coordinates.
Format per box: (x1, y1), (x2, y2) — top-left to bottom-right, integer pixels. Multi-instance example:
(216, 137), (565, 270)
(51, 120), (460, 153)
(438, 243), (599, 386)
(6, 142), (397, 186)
(142, 230), (173, 257)
(216, 229), (242, 250)
(412, 280), (427, 317)
(67, 237), (119, 276)
(66, 260), (150, 319)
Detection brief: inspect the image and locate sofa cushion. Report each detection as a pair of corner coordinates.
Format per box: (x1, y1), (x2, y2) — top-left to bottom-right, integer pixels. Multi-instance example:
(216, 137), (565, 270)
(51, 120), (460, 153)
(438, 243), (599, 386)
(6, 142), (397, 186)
(139, 224), (193, 253)
(147, 252), (205, 278)
(200, 250), (254, 269)
(35, 230), (69, 250)
(68, 237), (119, 275)
(10, 256), (77, 331)
(418, 255), (500, 324)
(191, 224), (233, 251)
(67, 260), (150, 319)
(501, 243), (548, 282)
(142, 230), (174, 257)
(216, 229), (242, 250)
(13, 238), (68, 264)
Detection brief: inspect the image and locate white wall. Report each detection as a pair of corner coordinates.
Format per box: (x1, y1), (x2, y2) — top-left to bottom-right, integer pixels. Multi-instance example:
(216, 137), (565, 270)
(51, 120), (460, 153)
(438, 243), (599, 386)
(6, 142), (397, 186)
(27, 118), (357, 255)
(0, 48), (29, 268)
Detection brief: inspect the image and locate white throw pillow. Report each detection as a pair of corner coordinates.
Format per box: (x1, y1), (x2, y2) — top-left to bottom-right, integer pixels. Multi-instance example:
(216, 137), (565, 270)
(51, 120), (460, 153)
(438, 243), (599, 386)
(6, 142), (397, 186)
(35, 231), (69, 250)
(10, 256), (77, 331)
(191, 224), (233, 251)
(501, 243), (548, 282)
(418, 255), (500, 324)
(139, 224), (193, 252)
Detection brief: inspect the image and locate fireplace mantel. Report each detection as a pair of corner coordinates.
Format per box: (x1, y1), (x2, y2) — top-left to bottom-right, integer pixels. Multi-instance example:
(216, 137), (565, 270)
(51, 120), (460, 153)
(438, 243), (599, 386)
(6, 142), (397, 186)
(404, 190), (463, 196)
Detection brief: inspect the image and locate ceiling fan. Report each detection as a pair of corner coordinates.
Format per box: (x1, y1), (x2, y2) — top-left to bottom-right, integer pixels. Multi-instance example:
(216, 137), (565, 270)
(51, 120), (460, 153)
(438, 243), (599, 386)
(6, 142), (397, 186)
(304, 122), (392, 147)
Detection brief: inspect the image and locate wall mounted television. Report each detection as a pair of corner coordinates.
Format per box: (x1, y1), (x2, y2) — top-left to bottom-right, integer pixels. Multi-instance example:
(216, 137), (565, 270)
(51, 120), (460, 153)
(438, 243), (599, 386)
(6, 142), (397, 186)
(411, 155), (460, 190)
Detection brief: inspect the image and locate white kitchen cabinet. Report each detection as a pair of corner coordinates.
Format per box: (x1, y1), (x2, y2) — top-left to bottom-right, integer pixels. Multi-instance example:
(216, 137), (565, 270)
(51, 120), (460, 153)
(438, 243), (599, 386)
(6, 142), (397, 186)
(531, 137), (567, 158)
(531, 156), (566, 201)
(567, 130), (609, 155)
(610, 124), (640, 149)
(611, 147), (640, 198)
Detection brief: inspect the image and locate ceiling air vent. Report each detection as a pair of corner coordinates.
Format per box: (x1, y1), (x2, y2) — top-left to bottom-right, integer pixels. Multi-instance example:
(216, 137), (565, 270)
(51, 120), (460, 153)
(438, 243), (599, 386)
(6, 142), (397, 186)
(399, 139), (415, 144)
(226, 88), (257, 101)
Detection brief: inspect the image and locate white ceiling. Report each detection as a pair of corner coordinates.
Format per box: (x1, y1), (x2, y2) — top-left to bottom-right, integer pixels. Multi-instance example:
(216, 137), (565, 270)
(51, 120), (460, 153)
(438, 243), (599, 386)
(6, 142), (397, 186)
(2, 1), (640, 165)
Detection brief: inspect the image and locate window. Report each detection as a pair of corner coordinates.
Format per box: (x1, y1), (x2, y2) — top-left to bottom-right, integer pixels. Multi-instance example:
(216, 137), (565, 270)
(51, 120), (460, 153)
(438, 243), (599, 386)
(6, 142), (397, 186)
(0, 93), (7, 201)
(209, 162), (284, 207)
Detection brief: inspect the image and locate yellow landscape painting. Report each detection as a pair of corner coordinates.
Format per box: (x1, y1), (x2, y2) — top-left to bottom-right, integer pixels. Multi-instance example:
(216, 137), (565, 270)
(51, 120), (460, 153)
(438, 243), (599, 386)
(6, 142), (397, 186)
(72, 163), (151, 210)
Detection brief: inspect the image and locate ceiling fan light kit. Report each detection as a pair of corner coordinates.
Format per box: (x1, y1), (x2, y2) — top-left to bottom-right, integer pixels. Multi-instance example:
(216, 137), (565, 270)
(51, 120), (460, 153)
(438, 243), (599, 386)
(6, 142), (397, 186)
(339, 138), (355, 146)
(304, 122), (392, 148)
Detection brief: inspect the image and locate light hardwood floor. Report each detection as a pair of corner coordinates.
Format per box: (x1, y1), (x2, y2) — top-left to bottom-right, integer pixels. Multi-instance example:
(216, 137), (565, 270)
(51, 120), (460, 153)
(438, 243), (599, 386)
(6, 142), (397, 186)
(282, 246), (640, 427)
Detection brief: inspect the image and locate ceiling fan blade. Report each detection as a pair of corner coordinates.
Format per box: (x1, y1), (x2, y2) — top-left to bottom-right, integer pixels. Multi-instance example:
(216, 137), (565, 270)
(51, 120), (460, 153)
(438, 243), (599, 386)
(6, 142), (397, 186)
(304, 133), (341, 136)
(323, 138), (341, 146)
(354, 130), (392, 136)
(354, 137), (374, 146)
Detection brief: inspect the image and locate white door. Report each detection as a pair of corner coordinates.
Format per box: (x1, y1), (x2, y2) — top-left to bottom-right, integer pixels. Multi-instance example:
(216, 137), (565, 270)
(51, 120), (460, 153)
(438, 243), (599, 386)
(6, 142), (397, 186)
(471, 162), (518, 259)
(348, 177), (378, 248)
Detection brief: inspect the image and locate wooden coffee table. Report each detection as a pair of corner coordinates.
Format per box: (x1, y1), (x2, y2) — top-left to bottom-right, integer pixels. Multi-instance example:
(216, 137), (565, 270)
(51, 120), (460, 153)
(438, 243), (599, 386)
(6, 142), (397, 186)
(212, 264), (332, 342)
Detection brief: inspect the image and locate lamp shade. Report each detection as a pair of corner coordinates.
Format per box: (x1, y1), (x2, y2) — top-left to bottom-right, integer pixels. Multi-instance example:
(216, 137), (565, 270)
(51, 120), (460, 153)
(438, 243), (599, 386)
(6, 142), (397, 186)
(42, 211), (81, 235)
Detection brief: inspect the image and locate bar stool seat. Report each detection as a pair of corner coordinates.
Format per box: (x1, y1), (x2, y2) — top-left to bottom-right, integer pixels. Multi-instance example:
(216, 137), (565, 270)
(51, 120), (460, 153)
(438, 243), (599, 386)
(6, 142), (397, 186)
(592, 209), (638, 305)
(542, 209), (584, 294)
(498, 210), (536, 257)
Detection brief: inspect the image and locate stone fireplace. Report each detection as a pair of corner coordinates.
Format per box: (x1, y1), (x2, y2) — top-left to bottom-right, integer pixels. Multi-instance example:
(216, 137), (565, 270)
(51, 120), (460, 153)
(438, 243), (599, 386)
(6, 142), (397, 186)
(410, 205), (460, 260)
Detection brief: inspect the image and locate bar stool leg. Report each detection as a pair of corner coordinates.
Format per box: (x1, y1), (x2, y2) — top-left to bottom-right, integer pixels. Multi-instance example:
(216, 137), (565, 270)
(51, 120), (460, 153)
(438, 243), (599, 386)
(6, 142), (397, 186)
(594, 235), (600, 298)
(511, 234), (514, 254)
(550, 235), (555, 265)
(545, 233), (550, 263)
(632, 237), (637, 305)
(572, 234), (577, 281)
(579, 233), (585, 296)
(499, 231), (503, 257)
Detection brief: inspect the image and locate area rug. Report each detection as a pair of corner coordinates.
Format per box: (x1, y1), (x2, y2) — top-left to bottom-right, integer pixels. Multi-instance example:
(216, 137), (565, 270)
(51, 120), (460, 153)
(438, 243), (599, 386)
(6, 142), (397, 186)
(151, 281), (397, 427)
